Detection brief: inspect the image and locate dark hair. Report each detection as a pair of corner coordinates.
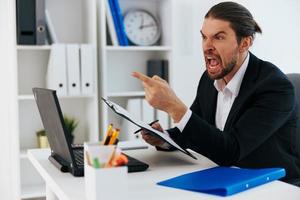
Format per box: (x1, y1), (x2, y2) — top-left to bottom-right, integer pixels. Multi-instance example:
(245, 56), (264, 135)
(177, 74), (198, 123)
(205, 1), (262, 43)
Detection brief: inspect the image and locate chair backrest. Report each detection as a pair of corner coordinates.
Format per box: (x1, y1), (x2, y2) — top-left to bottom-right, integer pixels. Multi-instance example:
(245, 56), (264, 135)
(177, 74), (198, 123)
(286, 73), (300, 154)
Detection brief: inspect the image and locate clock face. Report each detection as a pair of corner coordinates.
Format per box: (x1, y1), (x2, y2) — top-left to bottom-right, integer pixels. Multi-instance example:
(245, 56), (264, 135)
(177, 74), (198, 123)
(124, 9), (161, 46)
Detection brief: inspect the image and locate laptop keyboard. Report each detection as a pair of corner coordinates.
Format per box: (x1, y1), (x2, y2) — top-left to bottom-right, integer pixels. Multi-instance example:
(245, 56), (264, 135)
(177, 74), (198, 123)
(73, 148), (84, 166)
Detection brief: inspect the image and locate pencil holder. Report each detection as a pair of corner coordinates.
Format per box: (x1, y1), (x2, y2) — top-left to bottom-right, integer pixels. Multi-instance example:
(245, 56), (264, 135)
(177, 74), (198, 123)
(85, 164), (128, 200)
(84, 142), (128, 200)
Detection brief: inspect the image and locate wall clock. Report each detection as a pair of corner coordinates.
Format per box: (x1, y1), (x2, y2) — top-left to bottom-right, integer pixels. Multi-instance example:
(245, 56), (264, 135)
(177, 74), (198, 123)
(124, 9), (161, 46)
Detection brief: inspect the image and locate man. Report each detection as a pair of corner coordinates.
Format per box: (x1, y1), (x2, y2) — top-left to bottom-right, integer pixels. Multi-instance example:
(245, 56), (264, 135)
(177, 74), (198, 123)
(132, 2), (300, 185)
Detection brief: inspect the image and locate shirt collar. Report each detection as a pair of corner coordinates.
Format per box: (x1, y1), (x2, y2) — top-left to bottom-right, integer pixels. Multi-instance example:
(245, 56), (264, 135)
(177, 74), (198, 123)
(214, 53), (249, 97)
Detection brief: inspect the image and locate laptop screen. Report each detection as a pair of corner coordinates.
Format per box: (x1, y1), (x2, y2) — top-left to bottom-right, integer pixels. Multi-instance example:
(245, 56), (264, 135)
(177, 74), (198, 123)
(33, 88), (74, 165)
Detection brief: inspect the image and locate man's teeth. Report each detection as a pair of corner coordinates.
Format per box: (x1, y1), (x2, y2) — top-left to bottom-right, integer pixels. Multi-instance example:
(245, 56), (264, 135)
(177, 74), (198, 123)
(206, 56), (220, 68)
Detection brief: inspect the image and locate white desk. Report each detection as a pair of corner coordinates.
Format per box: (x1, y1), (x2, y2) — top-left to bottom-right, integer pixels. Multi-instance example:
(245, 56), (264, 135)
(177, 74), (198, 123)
(28, 147), (300, 200)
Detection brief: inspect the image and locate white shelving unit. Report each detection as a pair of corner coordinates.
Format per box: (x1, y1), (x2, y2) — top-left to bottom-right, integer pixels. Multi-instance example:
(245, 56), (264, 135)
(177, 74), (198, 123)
(15, 0), (175, 198)
(105, 46), (172, 51)
(17, 45), (52, 50)
(107, 91), (145, 98)
(16, 0), (99, 199)
(98, 0), (173, 140)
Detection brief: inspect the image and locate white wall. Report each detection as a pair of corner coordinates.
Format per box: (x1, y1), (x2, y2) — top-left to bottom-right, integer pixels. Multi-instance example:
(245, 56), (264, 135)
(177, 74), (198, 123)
(245, 0), (300, 73)
(173, 0), (300, 106)
(0, 0), (20, 199)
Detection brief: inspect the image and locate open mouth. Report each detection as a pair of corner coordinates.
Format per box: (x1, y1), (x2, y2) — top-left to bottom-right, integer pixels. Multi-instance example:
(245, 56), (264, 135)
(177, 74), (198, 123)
(206, 56), (221, 74)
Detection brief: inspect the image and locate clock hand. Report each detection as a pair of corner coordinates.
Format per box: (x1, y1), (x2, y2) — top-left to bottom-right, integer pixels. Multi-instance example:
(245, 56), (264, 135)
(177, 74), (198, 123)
(141, 23), (156, 29)
(139, 14), (144, 29)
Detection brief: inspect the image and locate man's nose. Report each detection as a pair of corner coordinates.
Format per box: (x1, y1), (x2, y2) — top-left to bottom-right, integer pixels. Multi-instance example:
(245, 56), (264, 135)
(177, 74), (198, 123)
(203, 39), (215, 52)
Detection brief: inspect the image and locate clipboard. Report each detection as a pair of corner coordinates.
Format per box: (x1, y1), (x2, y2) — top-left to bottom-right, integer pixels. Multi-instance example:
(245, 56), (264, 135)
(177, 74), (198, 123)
(101, 97), (197, 159)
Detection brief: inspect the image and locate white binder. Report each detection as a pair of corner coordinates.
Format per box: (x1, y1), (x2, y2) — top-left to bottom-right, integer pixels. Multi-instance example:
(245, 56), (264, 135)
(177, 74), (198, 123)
(46, 44), (68, 96)
(66, 44), (81, 95)
(80, 44), (94, 95)
(156, 109), (170, 130)
(142, 99), (154, 123)
(123, 98), (142, 140)
(45, 9), (58, 43)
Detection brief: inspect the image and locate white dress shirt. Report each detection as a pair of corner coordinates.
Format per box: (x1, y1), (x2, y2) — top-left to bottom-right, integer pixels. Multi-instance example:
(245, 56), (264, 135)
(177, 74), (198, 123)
(175, 53), (249, 132)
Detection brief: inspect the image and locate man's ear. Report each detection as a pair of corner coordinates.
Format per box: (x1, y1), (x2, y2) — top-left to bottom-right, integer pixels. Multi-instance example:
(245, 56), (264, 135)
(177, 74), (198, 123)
(239, 36), (252, 53)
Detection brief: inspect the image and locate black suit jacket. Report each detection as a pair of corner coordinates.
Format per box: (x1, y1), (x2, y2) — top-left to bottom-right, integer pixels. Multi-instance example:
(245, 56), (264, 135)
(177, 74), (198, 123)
(168, 53), (300, 184)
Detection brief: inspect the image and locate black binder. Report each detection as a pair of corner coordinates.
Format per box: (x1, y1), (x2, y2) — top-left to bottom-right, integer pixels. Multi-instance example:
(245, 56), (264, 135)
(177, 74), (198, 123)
(147, 60), (169, 82)
(16, 0), (46, 45)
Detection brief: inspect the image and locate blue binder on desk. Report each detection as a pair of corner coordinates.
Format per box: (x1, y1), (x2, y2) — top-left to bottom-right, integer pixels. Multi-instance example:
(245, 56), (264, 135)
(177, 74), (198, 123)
(157, 166), (285, 196)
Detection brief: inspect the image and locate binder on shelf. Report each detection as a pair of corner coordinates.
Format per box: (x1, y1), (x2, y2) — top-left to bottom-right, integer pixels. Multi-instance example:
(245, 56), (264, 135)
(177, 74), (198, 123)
(80, 44), (94, 95)
(35, 0), (46, 45)
(105, 0), (119, 46)
(156, 110), (169, 130)
(16, 0), (46, 45)
(16, 0), (36, 44)
(157, 166), (286, 196)
(46, 44), (68, 96)
(112, 0), (129, 46)
(107, 0), (122, 45)
(147, 60), (169, 82)
(108, 0), (129, 46)
(142, 99), (154, 123)
(45, 9), (58, 44)
(66, 44), (81, 95)
(124, 98), (142, 140)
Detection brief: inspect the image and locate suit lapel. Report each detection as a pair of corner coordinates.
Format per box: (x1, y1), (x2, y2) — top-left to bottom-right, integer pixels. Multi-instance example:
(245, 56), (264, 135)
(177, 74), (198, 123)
(201, 74), (218, 125)
(223, 53), (261, 130)
(208, 85), (218, 125)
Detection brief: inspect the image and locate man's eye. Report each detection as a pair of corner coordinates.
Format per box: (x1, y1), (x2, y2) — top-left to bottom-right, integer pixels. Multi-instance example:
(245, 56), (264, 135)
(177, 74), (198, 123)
(215, 36), (224, 40)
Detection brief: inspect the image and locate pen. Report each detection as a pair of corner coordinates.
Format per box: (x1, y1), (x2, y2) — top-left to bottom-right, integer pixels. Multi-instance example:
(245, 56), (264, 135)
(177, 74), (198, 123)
(104, 124), (113, 145)
(134, 120), (159, 134)
(93, 158), (101, 168)
(108, 128), (120, 145)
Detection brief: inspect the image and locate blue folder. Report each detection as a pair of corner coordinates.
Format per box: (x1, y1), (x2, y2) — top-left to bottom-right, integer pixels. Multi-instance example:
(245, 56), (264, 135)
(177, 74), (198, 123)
(157, 166), (286, 196)
(108, 0), (123, 45)
(111, 0), (129, 46)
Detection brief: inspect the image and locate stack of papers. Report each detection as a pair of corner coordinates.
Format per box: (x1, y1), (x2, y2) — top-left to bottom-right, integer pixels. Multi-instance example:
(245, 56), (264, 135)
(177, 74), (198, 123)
(118, 140), (149, 150)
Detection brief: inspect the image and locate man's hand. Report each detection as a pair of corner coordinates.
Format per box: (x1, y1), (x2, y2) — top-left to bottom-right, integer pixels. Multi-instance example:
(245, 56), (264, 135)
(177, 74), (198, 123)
(141, 122), (165, 147)
(131, 71), (187, 122)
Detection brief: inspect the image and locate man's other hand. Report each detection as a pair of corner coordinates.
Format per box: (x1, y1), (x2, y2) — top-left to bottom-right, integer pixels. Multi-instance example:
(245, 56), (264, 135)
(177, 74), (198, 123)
(141, 122), (165, 147)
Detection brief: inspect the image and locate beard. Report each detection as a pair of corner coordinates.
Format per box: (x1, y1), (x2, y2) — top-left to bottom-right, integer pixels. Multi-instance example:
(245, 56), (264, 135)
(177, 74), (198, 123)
(205, 50), (238, 80)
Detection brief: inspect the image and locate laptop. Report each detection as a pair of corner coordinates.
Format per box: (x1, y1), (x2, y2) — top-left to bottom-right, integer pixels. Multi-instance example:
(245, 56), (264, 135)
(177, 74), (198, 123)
(32, 88), (149, 177)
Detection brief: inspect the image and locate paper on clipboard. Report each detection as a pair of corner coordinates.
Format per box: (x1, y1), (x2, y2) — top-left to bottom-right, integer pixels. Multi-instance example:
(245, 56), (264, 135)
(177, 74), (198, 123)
(101, 97), (196, 159)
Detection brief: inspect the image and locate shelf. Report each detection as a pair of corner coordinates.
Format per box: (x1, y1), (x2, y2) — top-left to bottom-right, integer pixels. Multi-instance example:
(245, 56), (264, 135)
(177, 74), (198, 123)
(18, 94), (96, 100)
(108, 91), (145, 98)
(21, 184), (46, 199)
(15, 0), (100, 198)
(20, 149), (47, 159)
(20, 150), (28, 159)
(105, 46), (172, 51)
(17, 45), (51, 50)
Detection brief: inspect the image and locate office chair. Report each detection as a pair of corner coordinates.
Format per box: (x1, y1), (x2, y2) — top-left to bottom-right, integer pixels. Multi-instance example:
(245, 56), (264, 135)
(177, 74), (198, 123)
(286, 73), (300, 186)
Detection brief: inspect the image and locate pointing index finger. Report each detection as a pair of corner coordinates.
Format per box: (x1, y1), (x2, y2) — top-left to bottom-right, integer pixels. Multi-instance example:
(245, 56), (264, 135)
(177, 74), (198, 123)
(132, 71), (153, 86)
